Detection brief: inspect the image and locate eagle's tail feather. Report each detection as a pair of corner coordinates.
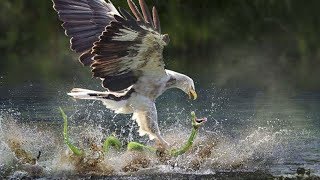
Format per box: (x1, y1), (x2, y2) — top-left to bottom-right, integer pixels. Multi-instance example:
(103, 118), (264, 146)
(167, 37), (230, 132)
(67, 88), (108, 100)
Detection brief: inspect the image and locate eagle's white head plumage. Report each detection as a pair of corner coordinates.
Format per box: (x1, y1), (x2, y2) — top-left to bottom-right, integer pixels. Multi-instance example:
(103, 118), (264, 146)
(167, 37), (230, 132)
(52, 0), (197, 148)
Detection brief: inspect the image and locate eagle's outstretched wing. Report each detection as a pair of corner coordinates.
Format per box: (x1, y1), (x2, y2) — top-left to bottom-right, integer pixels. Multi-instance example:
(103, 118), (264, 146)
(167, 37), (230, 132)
(52, 0), (120, 66)
(53, 0), (169, 91)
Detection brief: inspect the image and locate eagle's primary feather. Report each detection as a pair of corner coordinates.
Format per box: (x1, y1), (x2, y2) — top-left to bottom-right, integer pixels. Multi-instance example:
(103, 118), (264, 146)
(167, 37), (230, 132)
(52, 0), (197, 147)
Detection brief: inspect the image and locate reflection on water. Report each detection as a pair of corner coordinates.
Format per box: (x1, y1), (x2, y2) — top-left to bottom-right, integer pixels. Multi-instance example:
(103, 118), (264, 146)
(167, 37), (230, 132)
(0, 83), (319, 178)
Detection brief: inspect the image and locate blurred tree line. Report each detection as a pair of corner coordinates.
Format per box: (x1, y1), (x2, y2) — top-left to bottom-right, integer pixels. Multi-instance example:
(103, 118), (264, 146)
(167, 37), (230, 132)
(0, 0), (320, 91)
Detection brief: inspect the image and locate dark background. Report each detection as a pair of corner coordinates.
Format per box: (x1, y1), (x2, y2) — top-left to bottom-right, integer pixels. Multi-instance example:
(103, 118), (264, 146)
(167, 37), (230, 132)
(1, 0), (320, 93)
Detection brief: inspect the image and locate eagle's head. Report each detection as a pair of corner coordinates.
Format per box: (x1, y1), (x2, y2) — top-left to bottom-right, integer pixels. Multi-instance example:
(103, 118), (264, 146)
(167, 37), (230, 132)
(166, 70), (197, 100)
(175, 74), (197, 100)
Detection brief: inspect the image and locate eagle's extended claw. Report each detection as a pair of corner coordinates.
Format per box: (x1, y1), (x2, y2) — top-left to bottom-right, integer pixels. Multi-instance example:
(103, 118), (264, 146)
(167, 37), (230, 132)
(156, 136), (170, 149)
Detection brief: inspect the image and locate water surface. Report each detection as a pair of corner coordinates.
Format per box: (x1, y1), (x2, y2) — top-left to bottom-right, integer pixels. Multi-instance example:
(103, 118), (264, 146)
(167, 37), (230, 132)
(0, 83), (319, 179)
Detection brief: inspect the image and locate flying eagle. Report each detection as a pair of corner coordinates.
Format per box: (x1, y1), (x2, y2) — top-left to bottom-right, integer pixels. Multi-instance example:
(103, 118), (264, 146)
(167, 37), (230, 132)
(52, 0), (197, 147)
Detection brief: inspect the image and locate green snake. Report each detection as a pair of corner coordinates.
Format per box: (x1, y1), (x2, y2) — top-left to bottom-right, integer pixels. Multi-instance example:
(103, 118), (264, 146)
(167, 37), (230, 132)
(60, 108), (207, 157)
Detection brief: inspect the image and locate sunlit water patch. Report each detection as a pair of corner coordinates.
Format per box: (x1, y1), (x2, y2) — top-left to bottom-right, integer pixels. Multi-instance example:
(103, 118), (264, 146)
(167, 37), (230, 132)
(0, 84), (319, 179)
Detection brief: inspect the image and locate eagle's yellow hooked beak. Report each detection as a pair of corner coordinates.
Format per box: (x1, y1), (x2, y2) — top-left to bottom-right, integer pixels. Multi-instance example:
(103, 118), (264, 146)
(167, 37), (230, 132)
(189, 89), (197, 100)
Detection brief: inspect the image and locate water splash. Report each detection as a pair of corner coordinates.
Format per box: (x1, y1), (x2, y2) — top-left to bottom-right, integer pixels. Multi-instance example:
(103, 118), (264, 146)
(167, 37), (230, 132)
(0, 111), (300, 179)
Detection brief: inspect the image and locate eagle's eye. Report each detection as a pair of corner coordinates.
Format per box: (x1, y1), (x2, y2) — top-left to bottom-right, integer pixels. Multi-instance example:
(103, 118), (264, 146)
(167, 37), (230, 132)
(162, 34), (170, 45)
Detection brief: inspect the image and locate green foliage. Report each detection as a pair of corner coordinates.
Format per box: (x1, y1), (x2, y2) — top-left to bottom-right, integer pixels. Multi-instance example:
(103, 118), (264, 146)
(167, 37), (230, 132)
(103, 135), (122, 153)
(60, 107), (83, 156)
(127, 111), (206, 157)
(170, 111), (205, 157)
(127, 142), (157, 152)
(127, 142), (147, 152)
(58, 108), (204, 157)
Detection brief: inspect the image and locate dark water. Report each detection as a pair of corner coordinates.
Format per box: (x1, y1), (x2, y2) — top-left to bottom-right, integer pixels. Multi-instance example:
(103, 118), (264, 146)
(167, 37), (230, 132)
(0, 83), (319, 179)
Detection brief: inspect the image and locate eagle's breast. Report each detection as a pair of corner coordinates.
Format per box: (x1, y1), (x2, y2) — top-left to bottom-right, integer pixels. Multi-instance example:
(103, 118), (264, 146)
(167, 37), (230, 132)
(133, 73), (169, 100)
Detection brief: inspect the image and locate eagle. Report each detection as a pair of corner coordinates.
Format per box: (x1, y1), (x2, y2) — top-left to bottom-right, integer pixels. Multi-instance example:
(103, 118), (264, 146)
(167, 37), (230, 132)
(52, 0), (197, 148)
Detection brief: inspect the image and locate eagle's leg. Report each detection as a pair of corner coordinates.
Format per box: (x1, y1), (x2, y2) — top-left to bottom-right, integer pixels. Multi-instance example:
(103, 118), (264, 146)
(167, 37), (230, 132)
(148, 109), (170, 149)
(155, 133), (170, 149)
(131, 97), (170, 149)
(132, 109), (170, 149)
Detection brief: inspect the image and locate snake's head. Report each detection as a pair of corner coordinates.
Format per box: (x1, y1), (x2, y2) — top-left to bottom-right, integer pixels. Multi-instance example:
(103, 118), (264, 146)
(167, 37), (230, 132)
(191, 111), (207, 129)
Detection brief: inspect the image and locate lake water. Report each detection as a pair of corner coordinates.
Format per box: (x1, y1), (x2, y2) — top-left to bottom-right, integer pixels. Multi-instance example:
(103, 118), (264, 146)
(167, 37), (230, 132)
(0, 83), (319, 179)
